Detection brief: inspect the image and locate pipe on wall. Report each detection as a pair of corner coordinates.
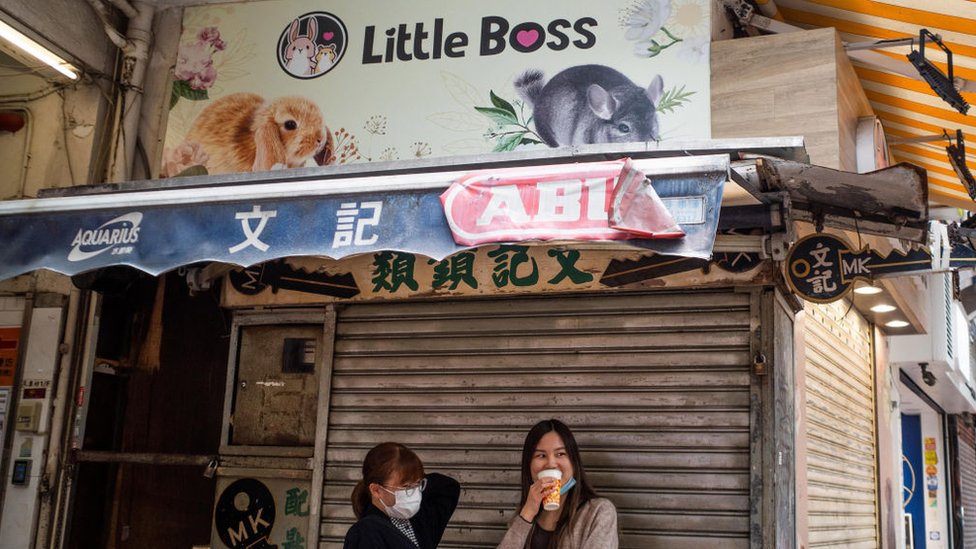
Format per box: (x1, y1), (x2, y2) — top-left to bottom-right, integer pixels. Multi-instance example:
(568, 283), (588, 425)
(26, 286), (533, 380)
(84, 0), (154, 183)
(110, 1), (154, 183)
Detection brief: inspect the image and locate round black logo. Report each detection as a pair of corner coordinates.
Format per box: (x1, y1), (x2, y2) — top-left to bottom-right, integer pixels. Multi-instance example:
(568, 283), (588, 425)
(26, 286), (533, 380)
(277, 12), (347, 79)
(214, 478), (277, 547)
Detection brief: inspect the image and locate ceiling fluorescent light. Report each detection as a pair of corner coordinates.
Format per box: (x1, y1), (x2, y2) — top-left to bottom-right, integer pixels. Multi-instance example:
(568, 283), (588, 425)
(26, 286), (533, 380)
(946, 130), (976, 201)
(886, 320), (910, 328)
(870, 304), (897, 313)
(0, 18), (78, 80)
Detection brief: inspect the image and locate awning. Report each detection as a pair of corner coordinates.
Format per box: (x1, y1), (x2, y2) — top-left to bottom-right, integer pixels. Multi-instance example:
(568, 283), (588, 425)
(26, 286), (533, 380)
(777, 0), (976, 209)
(0, 155), (730, 282)
(753, 157), (929, 242)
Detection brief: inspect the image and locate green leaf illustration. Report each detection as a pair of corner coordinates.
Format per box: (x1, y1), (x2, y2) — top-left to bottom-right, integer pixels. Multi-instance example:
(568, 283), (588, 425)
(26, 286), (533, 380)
(489, 91), (517, 117)
(475, 90), (544, 152)
(172, 80), (209, 107)
(493, 132), (524, 152)
(656, 85), (696, 114)
(475, 106), (519, 127)
(174, 164), (208, 177)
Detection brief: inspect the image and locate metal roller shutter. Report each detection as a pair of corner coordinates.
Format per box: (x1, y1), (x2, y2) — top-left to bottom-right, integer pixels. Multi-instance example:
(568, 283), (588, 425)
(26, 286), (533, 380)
(803, 301), (878, 548)
(958, 421), (976, 548)
(318, 290), (758, 549)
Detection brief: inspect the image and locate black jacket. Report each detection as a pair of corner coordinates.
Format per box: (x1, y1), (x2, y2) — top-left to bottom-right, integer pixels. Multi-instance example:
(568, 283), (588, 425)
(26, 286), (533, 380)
(343, 473), (461, 549)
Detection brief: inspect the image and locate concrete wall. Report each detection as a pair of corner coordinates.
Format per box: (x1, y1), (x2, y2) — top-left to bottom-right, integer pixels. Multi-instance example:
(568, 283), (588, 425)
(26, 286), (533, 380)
(0, 305), (63, 549)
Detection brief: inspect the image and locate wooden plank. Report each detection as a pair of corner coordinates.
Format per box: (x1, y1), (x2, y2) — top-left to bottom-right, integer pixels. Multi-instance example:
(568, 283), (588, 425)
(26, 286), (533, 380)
(712, 28), (843, 168)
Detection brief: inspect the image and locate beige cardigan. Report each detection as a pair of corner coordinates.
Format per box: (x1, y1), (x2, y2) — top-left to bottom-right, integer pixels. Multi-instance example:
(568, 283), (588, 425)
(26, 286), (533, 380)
(496, 498), (619, 549)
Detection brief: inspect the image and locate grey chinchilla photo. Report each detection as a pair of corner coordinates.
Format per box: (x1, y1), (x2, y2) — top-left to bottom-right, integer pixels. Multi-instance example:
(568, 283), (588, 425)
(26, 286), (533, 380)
(515, 64), (664, 147)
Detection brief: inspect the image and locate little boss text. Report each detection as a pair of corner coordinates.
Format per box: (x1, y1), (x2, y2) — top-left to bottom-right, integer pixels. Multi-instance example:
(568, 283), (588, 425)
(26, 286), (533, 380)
(363, 16), (597, 63)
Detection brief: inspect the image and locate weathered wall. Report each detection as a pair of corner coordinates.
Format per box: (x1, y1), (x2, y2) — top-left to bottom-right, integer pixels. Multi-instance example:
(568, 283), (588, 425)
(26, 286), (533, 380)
(1, 0), (122, 197)
(0, 87), (104, 199)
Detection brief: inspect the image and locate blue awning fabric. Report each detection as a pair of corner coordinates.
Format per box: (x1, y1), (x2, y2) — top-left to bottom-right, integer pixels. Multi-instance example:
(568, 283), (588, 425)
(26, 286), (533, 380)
(0, 156), (728, 282)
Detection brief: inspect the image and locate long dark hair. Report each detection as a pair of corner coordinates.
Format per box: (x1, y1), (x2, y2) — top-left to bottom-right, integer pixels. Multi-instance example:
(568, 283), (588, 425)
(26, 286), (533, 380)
(351, 442), (425, 518)
(519, 419), (598, 547)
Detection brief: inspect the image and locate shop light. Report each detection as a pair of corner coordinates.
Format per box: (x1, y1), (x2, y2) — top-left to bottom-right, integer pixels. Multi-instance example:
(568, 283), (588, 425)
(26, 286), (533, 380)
(907, 29), (969, 115)
(886, 320), (910, 328)
(920, 362), (937, 386)
(870, 304), (897, 313)
(946, 130), (976, 200)
(853, 285), (883, 295)
(0, 18), (78, 80)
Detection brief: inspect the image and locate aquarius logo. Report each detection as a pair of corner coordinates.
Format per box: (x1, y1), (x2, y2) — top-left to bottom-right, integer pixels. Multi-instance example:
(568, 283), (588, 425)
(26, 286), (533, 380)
(68, 212), (142, 262)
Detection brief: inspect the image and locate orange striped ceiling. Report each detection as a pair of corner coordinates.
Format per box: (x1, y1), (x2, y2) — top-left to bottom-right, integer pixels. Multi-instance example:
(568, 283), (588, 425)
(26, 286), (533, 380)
(777, 0), (976, 211)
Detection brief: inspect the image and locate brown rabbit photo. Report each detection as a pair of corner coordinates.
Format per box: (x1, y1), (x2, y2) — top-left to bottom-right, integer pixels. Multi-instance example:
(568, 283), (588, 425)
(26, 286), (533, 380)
(185, 92), (334, 174)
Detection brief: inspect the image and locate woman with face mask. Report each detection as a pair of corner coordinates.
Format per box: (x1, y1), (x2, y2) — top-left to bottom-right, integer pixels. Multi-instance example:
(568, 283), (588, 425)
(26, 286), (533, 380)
(343, 442), (460, 549)
(497, 419), (618, 549)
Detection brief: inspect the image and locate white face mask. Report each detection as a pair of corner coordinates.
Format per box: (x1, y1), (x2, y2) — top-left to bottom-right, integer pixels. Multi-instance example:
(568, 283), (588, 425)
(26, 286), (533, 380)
(379, 485), (423, 520)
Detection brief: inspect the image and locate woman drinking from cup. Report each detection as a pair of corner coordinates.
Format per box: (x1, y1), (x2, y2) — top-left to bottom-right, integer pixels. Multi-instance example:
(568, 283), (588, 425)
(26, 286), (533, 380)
(498, 419), (618, 549)
(344, 442), (460, 549)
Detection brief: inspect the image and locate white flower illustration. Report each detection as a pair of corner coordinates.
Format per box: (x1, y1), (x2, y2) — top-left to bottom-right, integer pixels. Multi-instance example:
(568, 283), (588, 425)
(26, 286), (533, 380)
(623, 0), (673, 42)
(677, 35), (709, 64)
(633, 39), (656, 58)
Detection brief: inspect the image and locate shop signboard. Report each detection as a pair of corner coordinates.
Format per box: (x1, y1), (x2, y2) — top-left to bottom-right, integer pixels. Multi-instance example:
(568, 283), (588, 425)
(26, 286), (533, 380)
(222, 245), (769, 307)
(785, 233), (935, 303)
(161, 0), (711, 177)
(212, 477), (311, 549)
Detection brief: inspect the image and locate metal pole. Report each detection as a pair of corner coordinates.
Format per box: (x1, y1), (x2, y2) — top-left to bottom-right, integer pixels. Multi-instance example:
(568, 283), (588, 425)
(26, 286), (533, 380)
(33, 289), (82, 549)
(47, 292), (99, 549)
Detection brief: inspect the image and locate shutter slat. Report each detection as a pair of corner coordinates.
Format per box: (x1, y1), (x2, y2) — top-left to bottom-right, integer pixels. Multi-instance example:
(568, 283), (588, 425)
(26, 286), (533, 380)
(803, 300), (878, 548)
(321, 291), (754, 548)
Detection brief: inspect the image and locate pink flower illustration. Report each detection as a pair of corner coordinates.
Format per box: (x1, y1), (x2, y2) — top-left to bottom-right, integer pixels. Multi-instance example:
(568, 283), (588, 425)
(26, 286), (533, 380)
(196, 26), (225, 50)
(175, 42), (218, 90)
(171, 27), (225, 107)
(161, 141), (209, 177)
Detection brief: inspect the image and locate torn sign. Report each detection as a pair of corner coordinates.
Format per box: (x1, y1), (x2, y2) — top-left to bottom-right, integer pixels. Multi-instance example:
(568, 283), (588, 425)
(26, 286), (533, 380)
(440, 159), (686, 247)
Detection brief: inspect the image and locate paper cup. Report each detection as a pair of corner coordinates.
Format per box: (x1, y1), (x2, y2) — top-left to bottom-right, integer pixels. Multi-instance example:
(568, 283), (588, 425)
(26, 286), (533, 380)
(538, 469), (562, 511)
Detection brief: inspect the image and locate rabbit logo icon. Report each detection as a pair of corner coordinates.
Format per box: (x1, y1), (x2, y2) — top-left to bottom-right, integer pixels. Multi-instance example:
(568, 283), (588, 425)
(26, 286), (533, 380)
(277, 12), (347, 79)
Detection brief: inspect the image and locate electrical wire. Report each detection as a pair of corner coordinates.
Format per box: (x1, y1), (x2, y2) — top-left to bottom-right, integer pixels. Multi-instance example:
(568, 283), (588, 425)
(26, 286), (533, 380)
(59, 89), (77, 186)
